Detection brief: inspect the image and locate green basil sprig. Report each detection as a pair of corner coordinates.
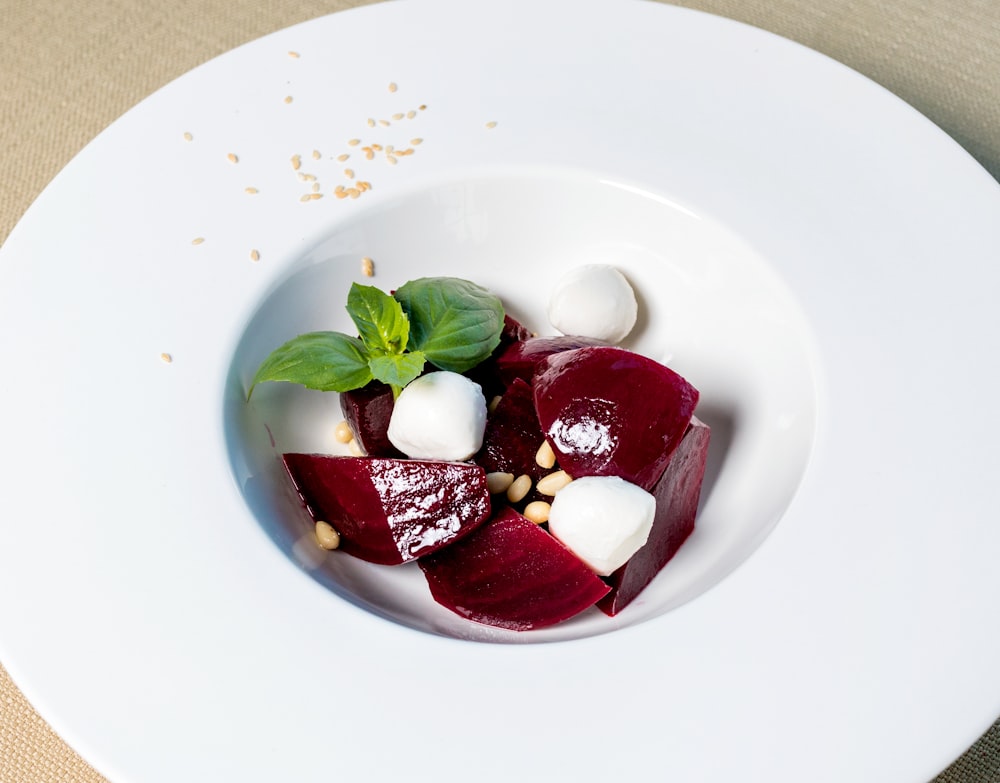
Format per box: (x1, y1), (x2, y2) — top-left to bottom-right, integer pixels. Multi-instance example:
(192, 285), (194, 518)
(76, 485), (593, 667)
(248, 277), (504, 399)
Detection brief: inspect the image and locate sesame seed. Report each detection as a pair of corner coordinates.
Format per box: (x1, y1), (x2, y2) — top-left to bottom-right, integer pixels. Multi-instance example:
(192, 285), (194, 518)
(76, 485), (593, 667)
(392, 112), (404, 121)
(388, 82), (397, 92)
(291, 154), (301, 170)
(284, 95), (293, 104)
(385, 145), (394, 154)
(347, 138), (361, 146)
(191, 237), (205, 245)
(378, 119), (390, 127)
(312, 182), (320, 192)
(160, 352), (173, 363)
(371, 143), (383, 151)
(334, 187), (348, 199)
(419, 104), (427, 110)
(309, 192), (323, 200)
(244, 187), (258, 194)
(227, 152), (239, 163)
(386, 154), (398, 165)
(288, 51), (300, 58)
(411, 138), (423, 145)
(337, 153), (350, 162)
(312, 149), (321, 159)
(406, 110), (416, 119)
(486, 121), (498, 128)
(397, 148), (413, 156)
(347, 188), (361, 199)
(367, 118), (375, 128)
(344, 168), (355, 178)
(183, 131), (193, 141)
(361, 257), (374, 276)
(364, 148), (374, 160)
(300, 194), (312, 202)
(250, 249), (260, 262)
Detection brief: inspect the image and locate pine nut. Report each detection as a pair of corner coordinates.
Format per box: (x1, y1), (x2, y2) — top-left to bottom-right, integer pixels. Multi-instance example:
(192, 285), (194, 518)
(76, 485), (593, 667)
(315, 521), (341, 550)
(506, 474), (532, 503)
(535, 440), (556, 469)
(536, 470), (573, 496)
(523, 501), (551, 525)
(485, 472), (515, 494)
(347, 437), (365, 456)
(334, 420), (353, 443)
(487, 395), (502, 414)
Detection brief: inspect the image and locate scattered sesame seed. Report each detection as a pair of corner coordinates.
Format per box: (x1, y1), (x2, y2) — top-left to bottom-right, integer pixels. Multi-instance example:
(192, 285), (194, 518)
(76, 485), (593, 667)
(183, 131), (193, 141)
(356, 181), (369, 192)
(245, 187), (258, 194)
(419, 104), (427, 110)
(344, 168), (355, 178)
(486, 121), (498, 128)
(348, 188), (361, 198)
(337, 153), (350, 162)
(397, 148), (414, 156)
(227, 152), (239, 163)
(388, 82), (397, 92)
(334, 186), (348, 199)
(367, 118), (376, 128)
(160, 352), (173, 363)
(385, 144), (394, 154)
(312, 149), (321, 159)
(191, 237), (205, 245)
(300, 194), (312, 202)
(378, 119), (390, 127)
(347, 138), (361, 146)
(291, 154), (301, 170)
(406, 110), (416, 119)
(312, 182), (321, 192)
(371, 143), (383, 151)
(386, 154), (398, 165)
(411, 138), (423, 145)
(361, 256), (374, 276)
(364, 148), (374, 160)
(284, 95), (294, 104)
(392, 112), (404, 121)
(309, 192), (323, 200)
(288, 51), (300, 58)
(250, 249), (260, 262)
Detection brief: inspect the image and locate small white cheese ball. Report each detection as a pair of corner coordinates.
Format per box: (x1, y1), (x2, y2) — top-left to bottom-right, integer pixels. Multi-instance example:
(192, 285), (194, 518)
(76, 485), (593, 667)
(547, 475), (655, 576)
(387, 371), (487, 461)
(547, 264), (638, 344)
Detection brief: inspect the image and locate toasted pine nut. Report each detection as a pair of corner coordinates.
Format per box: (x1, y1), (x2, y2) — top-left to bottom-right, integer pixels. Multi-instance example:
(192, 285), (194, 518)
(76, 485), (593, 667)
(334, 420), (354, 443)
(361, 256), (374, 276)
(486, 472), (515, 494)
(347, 437), (365, 456)
(315, 521), (341, 550)
(507, 474), (532, 503)
(523, 501), (551, 525)
(535, 440), (556, 469)
(536, 470), (573, 496)
(487, 395), (502, 414)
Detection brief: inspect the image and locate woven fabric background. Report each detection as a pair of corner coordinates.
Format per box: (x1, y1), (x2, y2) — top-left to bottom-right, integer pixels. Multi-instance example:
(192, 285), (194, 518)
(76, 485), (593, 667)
(1, 0), (998, 781)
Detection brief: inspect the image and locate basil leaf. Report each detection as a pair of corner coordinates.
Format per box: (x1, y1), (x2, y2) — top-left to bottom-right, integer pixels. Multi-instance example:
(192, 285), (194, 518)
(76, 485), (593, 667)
(248, 331), (373, 398)
(394, 277), (504, 373)
(347, 283), (409, 356)
(368, 350), (426, 390)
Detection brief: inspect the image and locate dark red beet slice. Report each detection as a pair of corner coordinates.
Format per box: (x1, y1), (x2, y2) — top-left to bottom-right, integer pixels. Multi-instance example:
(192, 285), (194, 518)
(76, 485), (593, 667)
(419, 507), (610, 630)
(339, 381), (403, 458)
(496, 335), (609, 387)
(283, 454), (491, 565)
(474, 378), (548, 482)
(599, 417), (710, 615)
(533, 346), (699, 491)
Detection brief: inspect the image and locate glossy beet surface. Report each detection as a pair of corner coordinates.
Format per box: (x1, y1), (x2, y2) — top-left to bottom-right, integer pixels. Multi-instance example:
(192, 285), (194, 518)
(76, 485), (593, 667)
(419, 507), (611, 630)
(495, 335), (609, 386)
(339, 381), (402, 458)
(533, 346), (699, 491)
(474, 378), (548, 482)
(599, 417), (711, 615)
(283, 454), (491, 565)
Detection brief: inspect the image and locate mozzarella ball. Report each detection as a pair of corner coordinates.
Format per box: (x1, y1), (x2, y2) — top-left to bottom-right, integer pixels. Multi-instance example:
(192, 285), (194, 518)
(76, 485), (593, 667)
(547, 264), (638, 343)
(547, 475), (655, 576)
(387, 371), (487, 461)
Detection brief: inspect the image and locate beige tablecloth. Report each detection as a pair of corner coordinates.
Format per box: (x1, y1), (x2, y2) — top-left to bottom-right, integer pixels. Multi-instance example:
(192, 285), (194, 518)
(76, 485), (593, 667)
(1, 0), (999, 780)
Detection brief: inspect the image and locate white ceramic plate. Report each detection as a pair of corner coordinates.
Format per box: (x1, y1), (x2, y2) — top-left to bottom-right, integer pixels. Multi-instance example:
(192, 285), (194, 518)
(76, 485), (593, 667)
(2, 1), (999, 780)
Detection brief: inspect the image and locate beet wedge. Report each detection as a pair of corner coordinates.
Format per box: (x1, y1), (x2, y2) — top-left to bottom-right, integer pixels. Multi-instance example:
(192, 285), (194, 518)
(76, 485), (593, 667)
(598, 417), (711, 615)
(474, 377), (549, 483)
(533, 346), (699, 491)
(496, 335), (609, 387)
(419, 507), (610, 630)
(339, 381), (403, 458)
(283, 454), (491, 565)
